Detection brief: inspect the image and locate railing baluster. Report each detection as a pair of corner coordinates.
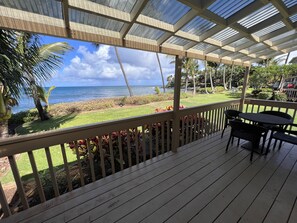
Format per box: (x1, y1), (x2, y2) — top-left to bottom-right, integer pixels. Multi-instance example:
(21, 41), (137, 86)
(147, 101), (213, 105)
(211, 109), (215, 134)
(135, 127), (139, 164)
(74, 141), (85, 186)
(245, 103), (249, 113)
(117, 131), (124, 170)
(190, 115), (193, 143)
(127, 129), (132, 167)
(0, 182), (11, 217)
(86, 139), (95, 182)
(60, 144), (72, 192)
(155, 123), (159, 156)
(185, 115), (189, 144)
(161, 121), (165, 154)
(44, 147), (59, 197)
(8, 155), (29, 209)
(27, 151), (46, 202)
(193, 114), (197, 141)
(97, 136), (106, 177)
(142, 125), (146, 162)
(166, 120), (170, 152)
(149, 124), (153, 159)
(181, 117), (185, 146)
(108, 133), (116, 174)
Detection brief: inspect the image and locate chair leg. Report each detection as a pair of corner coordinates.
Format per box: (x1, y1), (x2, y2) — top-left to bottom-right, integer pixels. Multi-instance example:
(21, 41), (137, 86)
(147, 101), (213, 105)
(226, 135), (232, 152)
(278, 141), (283, 150)
(221, 126), (226, 138)
(237, 138), (240, 146)
(266, 136), (273, 155)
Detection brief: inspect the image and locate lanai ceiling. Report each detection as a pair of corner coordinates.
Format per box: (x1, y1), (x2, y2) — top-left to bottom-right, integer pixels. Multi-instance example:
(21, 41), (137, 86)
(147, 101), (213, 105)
(1, 0), (297, 66)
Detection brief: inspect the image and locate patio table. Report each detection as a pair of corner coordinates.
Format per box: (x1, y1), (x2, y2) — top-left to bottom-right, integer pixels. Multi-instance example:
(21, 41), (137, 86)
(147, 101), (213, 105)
(238, 113), (293, 154)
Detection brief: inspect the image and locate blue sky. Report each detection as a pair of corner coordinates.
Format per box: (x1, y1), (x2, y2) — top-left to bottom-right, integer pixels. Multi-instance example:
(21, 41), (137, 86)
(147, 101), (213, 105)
(41, 35), (176, 87)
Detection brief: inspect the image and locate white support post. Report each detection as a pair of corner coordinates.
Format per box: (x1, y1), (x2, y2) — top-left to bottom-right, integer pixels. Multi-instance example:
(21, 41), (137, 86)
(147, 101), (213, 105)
(239, 66), (250, 111)
(172, 55), (183, 152)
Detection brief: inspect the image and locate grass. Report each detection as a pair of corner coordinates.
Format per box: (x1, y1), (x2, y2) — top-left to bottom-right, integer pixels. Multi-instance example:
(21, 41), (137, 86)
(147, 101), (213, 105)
(2, 91), (296, 184)
(1, 92), (234, 184)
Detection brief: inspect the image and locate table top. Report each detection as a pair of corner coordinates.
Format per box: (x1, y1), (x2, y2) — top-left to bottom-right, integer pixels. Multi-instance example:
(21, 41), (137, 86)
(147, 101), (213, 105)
(239, 113), (293, 125)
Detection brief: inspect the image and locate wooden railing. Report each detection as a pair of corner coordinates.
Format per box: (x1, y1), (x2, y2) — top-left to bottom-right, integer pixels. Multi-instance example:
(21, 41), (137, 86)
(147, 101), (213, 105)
(0, 100), (240, 218)
(244, 99), (297, 121)
(283, 89), (297, 101)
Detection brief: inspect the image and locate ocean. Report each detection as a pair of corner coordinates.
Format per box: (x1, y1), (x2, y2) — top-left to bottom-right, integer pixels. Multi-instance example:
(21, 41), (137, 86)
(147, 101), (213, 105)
(13, 86), (164, 113)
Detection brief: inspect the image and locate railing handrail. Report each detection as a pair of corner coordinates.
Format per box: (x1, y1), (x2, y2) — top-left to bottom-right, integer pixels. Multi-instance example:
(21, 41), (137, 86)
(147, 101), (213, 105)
(244, 98), (297, 109)
(178, 100), (240, 116)
(0, 111), (173, 157)
(283, 89), (297, 91)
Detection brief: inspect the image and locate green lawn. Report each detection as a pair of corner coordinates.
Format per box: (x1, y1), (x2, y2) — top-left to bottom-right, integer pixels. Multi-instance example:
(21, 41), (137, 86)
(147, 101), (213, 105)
(1, 92), (235, 184)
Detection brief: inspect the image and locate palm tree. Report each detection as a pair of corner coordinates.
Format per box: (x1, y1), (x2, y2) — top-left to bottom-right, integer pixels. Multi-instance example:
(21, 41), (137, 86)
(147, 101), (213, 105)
(156, 53), (165, 93)
(17, 33), (72, 120)
(114, 47), (133, 97)
(204, 60), (209, 94)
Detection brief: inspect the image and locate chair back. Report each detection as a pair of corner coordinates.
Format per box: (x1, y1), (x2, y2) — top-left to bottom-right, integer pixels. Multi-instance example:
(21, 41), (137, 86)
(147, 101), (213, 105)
(229, 120), (266, 137)
(224, 109), (241, 119)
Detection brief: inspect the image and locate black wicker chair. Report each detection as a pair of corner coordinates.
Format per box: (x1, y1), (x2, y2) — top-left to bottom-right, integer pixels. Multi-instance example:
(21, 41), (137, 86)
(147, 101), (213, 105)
(221, 109), (242, 138)
(226, 120), (267, 161)
(266, 123), (297, 154)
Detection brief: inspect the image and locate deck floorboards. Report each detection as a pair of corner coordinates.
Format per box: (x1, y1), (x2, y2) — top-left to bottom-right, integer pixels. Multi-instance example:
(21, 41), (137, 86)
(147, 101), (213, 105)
(3, 129), (297, 223)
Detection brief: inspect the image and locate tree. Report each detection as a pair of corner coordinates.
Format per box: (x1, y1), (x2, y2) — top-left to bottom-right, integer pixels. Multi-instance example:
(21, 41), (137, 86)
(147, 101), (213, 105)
(114, 47), (133, 97)
(156, 53), (165, 93)
(204, 60), (209, 94)
(17, 33), (72, 120)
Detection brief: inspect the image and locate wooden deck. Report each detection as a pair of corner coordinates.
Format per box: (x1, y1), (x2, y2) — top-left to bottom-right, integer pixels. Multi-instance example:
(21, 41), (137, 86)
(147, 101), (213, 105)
(3, 130), (297, 223)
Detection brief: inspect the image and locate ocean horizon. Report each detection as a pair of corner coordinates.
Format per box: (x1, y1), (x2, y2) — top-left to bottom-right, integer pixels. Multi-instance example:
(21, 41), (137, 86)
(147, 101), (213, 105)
(13, 85), (165, 113)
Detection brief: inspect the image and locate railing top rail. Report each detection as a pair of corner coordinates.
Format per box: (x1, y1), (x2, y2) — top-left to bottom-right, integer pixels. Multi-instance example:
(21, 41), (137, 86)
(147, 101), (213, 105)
(244, 99), (297, 109)
(0, 111), (173, 157)
(178, 100), (240, 116)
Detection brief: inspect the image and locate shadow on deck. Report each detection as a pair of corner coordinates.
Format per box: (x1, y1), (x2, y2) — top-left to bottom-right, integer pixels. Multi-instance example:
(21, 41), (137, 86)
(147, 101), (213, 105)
(3, 129), (297, 223)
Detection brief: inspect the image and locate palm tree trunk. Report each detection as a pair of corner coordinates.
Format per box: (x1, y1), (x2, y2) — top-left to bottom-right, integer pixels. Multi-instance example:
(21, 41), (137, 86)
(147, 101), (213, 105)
(185, 77), (188, 93)
(156, 53), (165, 93)
(229, 64), (234, 90)
(209, 69), (214, 92)
(204, 60), (209, 94)
(114, 47), (133, 97)
(0, 120), (9, 138)
(223, 65), (227, 90)
(193, 73), (196, 95)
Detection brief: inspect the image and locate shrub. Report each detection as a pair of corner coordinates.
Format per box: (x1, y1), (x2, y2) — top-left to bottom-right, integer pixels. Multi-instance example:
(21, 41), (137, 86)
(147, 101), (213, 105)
(258, 92), (272, 100)
(9, 110), (38, 125)
(274, 92), (287, 101)
(215, 86), (226, 92)
(154, 86), (161, 94)
(251, 89), (262, 97)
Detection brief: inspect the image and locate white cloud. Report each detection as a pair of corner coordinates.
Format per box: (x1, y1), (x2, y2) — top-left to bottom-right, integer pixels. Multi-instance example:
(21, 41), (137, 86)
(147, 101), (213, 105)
(57, 45), (175, 86)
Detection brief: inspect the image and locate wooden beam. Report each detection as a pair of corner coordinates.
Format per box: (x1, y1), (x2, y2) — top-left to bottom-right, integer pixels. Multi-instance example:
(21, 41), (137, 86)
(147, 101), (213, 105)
(172, 55), (183, 152)
(239, 66), (250, 111)
(62, 0), (71, 38)
(120, 0), (149, 39)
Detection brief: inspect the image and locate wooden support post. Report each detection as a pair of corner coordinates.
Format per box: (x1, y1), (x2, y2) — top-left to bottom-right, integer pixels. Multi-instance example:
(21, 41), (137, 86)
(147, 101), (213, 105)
(172, 55), (183, 152)
(239, 66), (250, 111)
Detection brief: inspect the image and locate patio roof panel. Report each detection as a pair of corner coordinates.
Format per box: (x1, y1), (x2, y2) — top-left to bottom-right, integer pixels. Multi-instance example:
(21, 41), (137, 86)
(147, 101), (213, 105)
(166, 36), (193, 46)
(90, 0), (137, 13)
(228, 37), (250, 48)
(0, 0), (62, 18)
(282, 0), (297, 8)
(210, 27), (239, 42)
(181, 16), (216, 36)
(252, 21), (286, 37)
(207, 0), (255, 19)
(141, 0), (191, 25)
(237, 4), (279, 28)
(128, 23), (165, 40)
(69, 8), (124, 32)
